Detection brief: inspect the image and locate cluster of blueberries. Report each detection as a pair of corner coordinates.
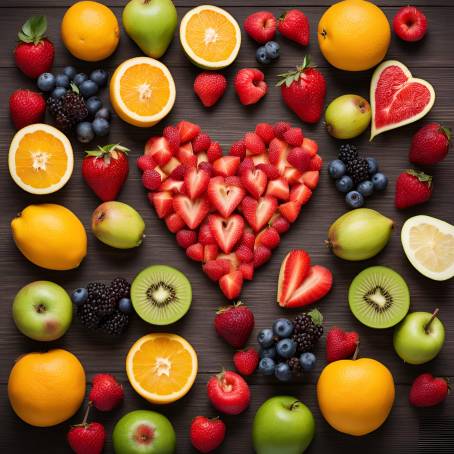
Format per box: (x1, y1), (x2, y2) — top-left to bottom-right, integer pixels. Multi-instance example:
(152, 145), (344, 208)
(256, 41), (280, 64)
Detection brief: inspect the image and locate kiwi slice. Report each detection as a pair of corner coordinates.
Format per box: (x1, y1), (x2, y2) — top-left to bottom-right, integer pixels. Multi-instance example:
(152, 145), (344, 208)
(348, 266), (410, 329)
(131, 265), (192, 325)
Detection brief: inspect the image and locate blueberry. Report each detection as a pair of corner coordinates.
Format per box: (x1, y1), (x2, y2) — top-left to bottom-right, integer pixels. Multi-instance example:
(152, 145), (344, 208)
(366, 157), (379, 175)
(257, 328), (274, 348)
(51, 87), (67, 98)
(92, 117), (110, 137)
(71, 288), (88, 306)
(73, 73), (88, 86)
(275, 362), (292, 382)
(63, 66), (77, 80)
(256, 46), (271, 65)
(55, 74), (70, 88)
(345, 190), (364, 209)
(76, 121), (95, 143)
(299, 352), (316, 372)
(37, 73), (56, 92)
(357, 180), (374, 197)
(90, 69), (108, 87)
(260, 347), (276, 360)
(258, 357), (276, 376)
(371, 172), (388, 191)
(118, 297), (132, 314)
(79, 79), (99, 98)
(272, 318), (294, 338)
(335, 175), (353, 193)
(264, 41), (280, 60)
(276, 338), (296, 359)
(86, 96), (103, 116)
(95, 107), (111, 121)
(328, 159), (346, 179)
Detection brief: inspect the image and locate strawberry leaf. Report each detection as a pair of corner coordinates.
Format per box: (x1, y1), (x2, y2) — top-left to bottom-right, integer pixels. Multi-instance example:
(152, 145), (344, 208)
(308, 308), (323, 326)
(18, 16), (47, 45)
(440, 126), (452, 142)
(406, 169), (433, 186)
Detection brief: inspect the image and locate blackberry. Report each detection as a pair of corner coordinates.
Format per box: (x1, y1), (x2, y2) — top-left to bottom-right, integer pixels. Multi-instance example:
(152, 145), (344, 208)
(87, 282), (116, 317)
(47, 96), (64, 117)
(338, 144), (358, 164)
(109, 277), (131, 301)
(63, 88), (88, 123)
(292, 309), (324, 354)
(100, 311), (129, 336)
(287, 357), (302, 374)
(346, 158), (370, 185)
(77, 303), (101, 330)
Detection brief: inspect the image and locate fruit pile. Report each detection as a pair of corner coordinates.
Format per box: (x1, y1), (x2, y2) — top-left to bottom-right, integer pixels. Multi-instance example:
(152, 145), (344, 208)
(328, 144), (388, 208)
(137, 120), (322, 299)
(72, 278), (132, 336)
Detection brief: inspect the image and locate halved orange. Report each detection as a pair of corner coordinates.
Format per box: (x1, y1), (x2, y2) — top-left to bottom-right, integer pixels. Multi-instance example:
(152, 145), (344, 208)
(8, 123), (73, 195)
(126, 333), (198, 404)
(180, 5), (241, 69)
(110, 57), (176, 128)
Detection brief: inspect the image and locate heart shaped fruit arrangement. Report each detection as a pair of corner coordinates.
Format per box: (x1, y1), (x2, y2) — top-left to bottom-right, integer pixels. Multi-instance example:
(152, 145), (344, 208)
(137, 120), (322, 299)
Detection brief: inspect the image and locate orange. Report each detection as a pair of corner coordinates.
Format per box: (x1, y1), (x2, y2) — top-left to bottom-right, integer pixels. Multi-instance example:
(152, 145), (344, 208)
(110, 57), (176, 127)
(180, 5), (241, 69)
(318, 0), (391, 71)
(61, 1), (120, 61)
(8, 124), (73, 194)
(317, 357), (395, 436)
(126, 333), (198, 404)
(8, 349), (86, 427)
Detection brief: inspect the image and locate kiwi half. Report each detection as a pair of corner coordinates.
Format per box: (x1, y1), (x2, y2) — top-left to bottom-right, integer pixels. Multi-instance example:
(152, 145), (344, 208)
(348, 266), (410, 329)
(131, 265), (192, 325)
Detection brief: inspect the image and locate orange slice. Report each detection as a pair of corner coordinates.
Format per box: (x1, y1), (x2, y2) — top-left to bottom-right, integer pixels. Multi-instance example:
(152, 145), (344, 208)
(110, 57), (176, 127)
(8, 124), (73, 195)
(126, 333), (198, 404)
(180, 5), (241, 69)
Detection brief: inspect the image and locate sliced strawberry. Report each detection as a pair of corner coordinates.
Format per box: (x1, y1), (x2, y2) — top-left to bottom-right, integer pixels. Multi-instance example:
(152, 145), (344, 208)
(169, 164), (188, 180)
(266, 177), (289, 200)
(209, 214), (244, 254)
(301, 137), (318, 157)
(287, 147), (312, 172)
(159, 178), (185, 193)
(277, 250), (311, 306)
(256, 163), (280, 180)
(207, 141), (223, 162)
(241, 196), (278, 232)
(283, 127), (304, 147)
(217, 253), (240, 271)
(192, 133), (211, 153)
(145, 136), (173, 166)
(184, 167), (210, 200)
(239, 262), (254, 280)
(273, 121), (291, 139)
(207, 176), (245, 218)
(204, 243), (219, 262)
(165, 212), (185, 233)
(137, 155), (156, 172)
(270, 214), (290, 234)
(203, 259), (231, 281)
(284, 265), (333, 308)
(290, 183), (312, 205)
(244, 132), (266, 155)
(301, 171), (320, 189)
(240, 230), (256, 250)
(219, 271), (243, 300)
(186, 242), (204, 262)
(255, 226), (280, 250)
(149, 191), (173, 218)
(198, 221), (216, 245)
(173, 195), (210, 229)
(213, 156), (241, 177)
(251, 153), (269, 166)
(198, 161), (214, 176)
(253, 245), (271, 268)
(142, 169), (162, 190)
(196, 152), (208, 166)
(163, 125), (181, 153)
(238, 157), (255, 176)
(279, 200), (301, 223)
(177, 143), (198, 167)
(268, 138), (288, 166)
(176, 229), (197, 249)
(240, 167), (267, 199)
(177, 120), (201, 143)
(283, 167), (303, 185)
(255, 122), (275, 144)
(235, 244), (254, 263)
(229, 140), (246, 159)
(309, 154), (323, 171)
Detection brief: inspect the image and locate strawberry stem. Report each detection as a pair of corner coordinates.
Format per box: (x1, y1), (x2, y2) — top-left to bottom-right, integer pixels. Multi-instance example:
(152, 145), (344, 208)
(276, 56), (314, 87)
(424, 308), (439, 334)
(406, 169), (432, 187)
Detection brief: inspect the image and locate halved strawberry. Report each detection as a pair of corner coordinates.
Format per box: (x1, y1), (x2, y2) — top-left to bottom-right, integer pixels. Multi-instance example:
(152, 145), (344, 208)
(240, 167), (267, 199)
(196, 152), (208, 166)
(283, 167), (303, 185)
(217, 253), (240, 271)
(283, 265), (333, 308)
(268, 138), (288, 166)
(290, 184), (312, 205)
(241, 196), (278, 232)
(219, 271), (243, 300)
(184, 167), (210, 200)
(192, 133), (211, 153)
(283, 127), (304, 147)
(207, 176), (245, 218)
(256, 163), (280, 180)
(229, 140), (246, 159)
(255, 227), (280, 250)
(207, 141), (223, 162)
(255, 122), (275, 144)
(159, 178), (185, 193)
(198, 222), (216, 245)
(273, 121), (291, 139)
(277, 250), (311, 306)
(244, 132), (266, 155)
(165, 212), (185, 233)
(309, 154), (323, 171)
(240, 229), (256, 250)
(137, 155), (156, 172)
(204, 244), (219, 262)
(163, 125), (181, 153)
(177, 120), (201, 143)
(238, 157), (255, 176)
(287, 147), (311, 172)
(149, 191), (173, 218)
(301, 137), (318, 157)
(269, 214), (290, 234)
(203, 259), (231, 281)
(177, 143), (198, 167)
(253, 245), (271, 268)
(169, 164), (187, 180)
(266, 177), (289, 200)
(198, 161), (214, 176)
(279, 200), (301, 223)
(145, 136), (173, 166)
(209, 214), (244, 254)
(176, 229), (197, 249)
(173, 195), (210, 229)
(186, 242), (204, 261)
(235, 244), (254, 263)
(301, 171), (320, 189)
(213, 156), (241, 177)
(251, 153), (269, 166)
(239, 262), (254, 280)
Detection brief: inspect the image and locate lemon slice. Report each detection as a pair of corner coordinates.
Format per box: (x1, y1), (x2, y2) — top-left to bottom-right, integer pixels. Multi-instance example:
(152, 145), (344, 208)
(180, 5), (241, 69)
(401, 215), (454, 281)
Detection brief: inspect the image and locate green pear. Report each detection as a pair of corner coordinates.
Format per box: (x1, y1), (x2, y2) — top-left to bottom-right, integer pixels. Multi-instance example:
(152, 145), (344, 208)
(123, 0), (178, 58)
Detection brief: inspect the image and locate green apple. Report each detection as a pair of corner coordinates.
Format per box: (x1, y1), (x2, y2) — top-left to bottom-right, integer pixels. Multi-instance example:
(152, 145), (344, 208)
(123, 0), (178, 58)
(252, 396), (315, 454)
(325, 94), (371, 139)
(393, 309), (445, 364)
(113, 410), (176, 454)
(12, 281), (72, 341)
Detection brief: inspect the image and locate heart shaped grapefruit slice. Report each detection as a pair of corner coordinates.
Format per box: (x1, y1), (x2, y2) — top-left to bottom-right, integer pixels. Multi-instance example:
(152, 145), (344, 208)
(370, 60), (435, 140)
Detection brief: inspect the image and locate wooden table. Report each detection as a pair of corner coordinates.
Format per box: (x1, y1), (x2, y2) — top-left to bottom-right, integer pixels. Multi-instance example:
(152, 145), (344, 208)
(1, 1), (453, 452)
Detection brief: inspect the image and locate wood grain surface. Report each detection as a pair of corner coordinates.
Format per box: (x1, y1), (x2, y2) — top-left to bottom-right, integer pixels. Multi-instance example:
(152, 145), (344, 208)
(1, 1), (453, 453)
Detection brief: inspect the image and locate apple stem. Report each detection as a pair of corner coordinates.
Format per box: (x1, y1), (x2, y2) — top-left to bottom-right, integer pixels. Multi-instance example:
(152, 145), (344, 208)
(82, 402), (92, 426)
(290, 400), (301, 411)
(352, 340), (360, 360)
(424, 308), (439, 333)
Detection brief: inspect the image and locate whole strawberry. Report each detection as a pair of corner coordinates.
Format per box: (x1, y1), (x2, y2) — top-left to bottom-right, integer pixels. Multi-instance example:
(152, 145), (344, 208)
(409, 373), (449, 407)
(278, 9), (310, 46)
(190, 416), (226, 453)
(409, 123), (451, 165)
(88, 373), (124, 411)
(194, 72), (227, 108)
(233, 347), (259, 376)
(9, 89), (45, 129)
(82, 144), (129, 201)
(326, 327), (359, 363)
(14, 16), (54, 78)
(234, 68), (267, 106)
(244, 11), (277, 44)
(214, 302), (254, 349)
(277, 57), (326, 123)
(67, 406), (105, 454)
(395, 169), (432, 209)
